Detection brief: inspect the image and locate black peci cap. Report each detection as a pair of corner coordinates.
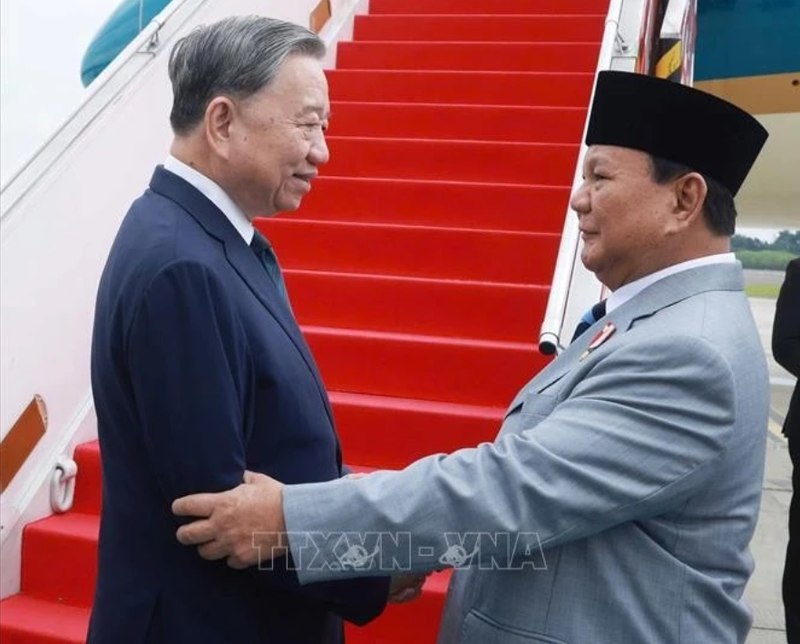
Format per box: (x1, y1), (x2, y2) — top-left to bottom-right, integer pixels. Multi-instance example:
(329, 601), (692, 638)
(585, 71), (769, 196)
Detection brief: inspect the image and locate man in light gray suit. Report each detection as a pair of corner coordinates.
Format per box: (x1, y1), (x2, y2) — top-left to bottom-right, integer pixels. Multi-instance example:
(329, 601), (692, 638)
(172, 72), (770, 643)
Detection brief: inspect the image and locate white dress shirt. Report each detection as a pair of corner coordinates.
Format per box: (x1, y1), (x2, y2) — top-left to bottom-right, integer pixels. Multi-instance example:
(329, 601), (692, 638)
(606, 253), (737, 314)
(163, 155), (254, 245)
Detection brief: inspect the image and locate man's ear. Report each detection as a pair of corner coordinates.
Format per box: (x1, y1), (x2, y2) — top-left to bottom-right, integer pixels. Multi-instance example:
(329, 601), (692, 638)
(204, 96), (236, 160)
(673, 172), (707, 228)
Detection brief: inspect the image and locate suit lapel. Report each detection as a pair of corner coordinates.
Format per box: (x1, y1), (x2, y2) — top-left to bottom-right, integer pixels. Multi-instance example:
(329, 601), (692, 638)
(506, 262), (745, 417)
(223, 239), (337, 430)
(149, 167), (336, 428)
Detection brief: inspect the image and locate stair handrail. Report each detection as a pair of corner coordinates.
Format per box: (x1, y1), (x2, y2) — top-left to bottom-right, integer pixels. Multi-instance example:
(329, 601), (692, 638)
(537, 0), (631, 356)
(0, 0), (207, 220)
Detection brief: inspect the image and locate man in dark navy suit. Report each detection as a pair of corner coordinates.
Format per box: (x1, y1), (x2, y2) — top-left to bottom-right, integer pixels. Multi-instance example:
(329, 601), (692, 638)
(774, 256), (800, 643)
(88, 15), (421, 643)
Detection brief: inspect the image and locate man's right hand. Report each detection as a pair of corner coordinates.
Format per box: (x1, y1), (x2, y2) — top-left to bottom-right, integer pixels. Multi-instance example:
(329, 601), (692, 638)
(173, 471), (287, 569)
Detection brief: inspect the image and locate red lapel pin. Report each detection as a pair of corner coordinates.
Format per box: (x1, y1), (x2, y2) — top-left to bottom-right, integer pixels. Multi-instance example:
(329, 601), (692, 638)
(579, 322), (616, 361)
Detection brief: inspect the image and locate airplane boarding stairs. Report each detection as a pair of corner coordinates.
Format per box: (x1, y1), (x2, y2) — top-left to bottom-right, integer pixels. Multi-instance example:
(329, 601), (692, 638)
(0, 0), (606, 641)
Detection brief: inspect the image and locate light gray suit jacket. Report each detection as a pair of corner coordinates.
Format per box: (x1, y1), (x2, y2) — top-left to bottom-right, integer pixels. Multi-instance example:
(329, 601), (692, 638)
(283, 262), (768, 643)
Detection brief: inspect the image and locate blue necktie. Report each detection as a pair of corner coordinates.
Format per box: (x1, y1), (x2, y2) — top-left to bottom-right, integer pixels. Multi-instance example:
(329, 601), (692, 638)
(571, 300), (607, 343)
(250, 230), (291, 306)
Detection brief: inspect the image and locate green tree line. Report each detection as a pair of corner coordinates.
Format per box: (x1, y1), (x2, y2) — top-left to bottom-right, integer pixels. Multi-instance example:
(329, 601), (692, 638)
(732, 229), (799, 270)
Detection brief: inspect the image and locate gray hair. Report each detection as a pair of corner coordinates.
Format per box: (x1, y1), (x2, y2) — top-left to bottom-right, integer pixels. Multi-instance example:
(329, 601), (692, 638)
(168, 15), (326, 135)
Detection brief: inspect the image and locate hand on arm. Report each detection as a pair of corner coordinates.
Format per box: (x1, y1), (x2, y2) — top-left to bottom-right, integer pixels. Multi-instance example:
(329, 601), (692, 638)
(275, 333), (741, 585)
(174, 471), (426, 610)
(388, 573), (428, 603)
(173, 471), (287, 569)
(172, 333), (738, 588)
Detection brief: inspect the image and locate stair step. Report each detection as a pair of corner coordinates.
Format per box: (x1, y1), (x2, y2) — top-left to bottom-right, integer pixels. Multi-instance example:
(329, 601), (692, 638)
(52, 387), (514, 514)
(346, 570), (450, 644)
(60, 382), (509, 492)
(32, 390), (508, 495)
(0, 595), (89, 644)
(300, 177), (570, 233)
(0, 556), (449, 644)
(332, 392), (504, 468)
(305, 326), (546, 407)
(369, 0), (609, 14)
(354, 14), (604, 42)
(72, 441), (101, 514)
(323, 137), (579, 185)
(337, 42), (599, 73)
(287, 271), (548, 343)
(329, 102), (586, 143)
(0, 571), (450, 644)
(258, 219), (560, 284)
(21, 513), (99, 608)
(327, 70), (594, 107)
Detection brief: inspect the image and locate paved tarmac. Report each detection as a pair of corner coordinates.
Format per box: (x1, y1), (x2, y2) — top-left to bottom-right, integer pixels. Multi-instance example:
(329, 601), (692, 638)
(746, 293), (794, 644)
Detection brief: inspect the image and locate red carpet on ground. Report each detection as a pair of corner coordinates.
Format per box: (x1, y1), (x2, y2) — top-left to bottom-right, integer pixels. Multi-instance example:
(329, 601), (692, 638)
(0, 1), (605, 641)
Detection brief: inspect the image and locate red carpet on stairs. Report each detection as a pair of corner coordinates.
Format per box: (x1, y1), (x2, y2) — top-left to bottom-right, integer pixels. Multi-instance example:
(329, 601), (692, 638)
(0, 1), (606, 641)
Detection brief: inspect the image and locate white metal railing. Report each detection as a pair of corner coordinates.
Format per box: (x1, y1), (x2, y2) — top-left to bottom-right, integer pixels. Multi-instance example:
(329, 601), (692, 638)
(0, 0), (206, 219)
(538, 0), (635, 355)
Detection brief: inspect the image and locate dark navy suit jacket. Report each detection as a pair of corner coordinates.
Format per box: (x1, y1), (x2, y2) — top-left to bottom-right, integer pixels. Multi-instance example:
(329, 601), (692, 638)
(774, 256), (800, 438)
(88, 167), (389, 643)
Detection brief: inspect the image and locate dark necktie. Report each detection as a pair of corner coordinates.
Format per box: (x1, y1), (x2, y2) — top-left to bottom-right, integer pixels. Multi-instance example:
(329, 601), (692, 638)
(571, 300), (607, 342)
(250, 230), (291, 306)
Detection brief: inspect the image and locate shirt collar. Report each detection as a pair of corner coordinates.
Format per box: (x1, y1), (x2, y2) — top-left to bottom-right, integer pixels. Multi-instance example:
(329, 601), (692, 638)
(163, 155), (254, 245)
(606, 253), (737, 314)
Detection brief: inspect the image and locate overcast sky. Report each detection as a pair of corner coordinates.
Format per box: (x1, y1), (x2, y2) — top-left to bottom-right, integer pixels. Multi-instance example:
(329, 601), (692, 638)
(0, 0), (780, 241)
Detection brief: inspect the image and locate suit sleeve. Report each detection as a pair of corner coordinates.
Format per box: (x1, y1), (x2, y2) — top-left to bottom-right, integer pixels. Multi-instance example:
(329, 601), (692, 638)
(283, 334), (739, 583)
(126, 260), (388, 622)
(773, 258), (800, 378)
(127, 260), (250, 499)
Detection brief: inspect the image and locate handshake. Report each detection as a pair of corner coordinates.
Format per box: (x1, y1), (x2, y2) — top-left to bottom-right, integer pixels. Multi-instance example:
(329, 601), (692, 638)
(388, 572), (429, 604)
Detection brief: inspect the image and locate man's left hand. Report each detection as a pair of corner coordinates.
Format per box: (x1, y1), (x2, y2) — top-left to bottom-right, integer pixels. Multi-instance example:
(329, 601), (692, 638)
(388, 573), (428, 603)
(172, 471), (286, 569)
